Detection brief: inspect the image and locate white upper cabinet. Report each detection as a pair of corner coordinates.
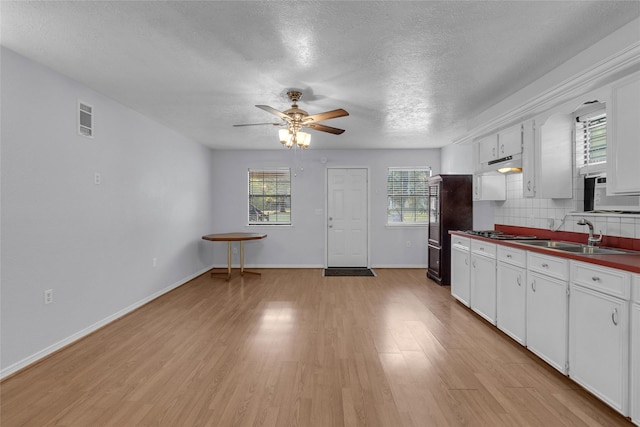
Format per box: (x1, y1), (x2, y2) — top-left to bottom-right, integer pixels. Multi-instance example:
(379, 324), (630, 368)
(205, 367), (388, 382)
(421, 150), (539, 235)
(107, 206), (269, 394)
(478, 134), (499, 164)
(497, 124), (523, 159)
(472, 174), (506, 201)
(535, 112), (573, 199)
(608, 71), (640, 195)
(477, 125), (522, 166)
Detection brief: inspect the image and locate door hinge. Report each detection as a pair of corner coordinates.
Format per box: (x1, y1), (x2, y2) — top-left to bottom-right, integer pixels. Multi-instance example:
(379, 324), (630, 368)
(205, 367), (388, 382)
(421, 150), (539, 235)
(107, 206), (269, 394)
(565, 361), (570, 373)
(566, 287), (570, 297)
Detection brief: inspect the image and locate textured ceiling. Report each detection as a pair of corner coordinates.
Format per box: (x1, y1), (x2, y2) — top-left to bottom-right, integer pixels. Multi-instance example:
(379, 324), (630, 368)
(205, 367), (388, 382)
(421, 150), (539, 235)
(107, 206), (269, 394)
(2, 1), (639, 150)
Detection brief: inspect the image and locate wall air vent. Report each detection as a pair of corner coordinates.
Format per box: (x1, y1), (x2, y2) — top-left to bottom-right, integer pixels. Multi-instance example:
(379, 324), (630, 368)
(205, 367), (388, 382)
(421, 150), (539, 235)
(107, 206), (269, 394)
(78, 101), (93, 138)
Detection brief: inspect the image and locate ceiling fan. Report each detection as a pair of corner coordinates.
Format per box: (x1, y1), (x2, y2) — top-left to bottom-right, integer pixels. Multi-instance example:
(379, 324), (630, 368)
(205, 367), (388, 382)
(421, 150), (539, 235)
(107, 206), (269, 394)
(233, 90), (349, 148)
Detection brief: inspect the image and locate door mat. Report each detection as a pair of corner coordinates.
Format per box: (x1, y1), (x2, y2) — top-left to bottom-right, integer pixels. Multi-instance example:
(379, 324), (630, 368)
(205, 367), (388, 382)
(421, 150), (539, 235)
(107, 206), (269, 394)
(323, 268), (376, 277)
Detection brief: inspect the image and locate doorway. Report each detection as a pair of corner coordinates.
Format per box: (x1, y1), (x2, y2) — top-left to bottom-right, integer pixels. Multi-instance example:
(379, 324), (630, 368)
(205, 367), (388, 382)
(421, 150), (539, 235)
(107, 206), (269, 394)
(326, 168), (369, 267)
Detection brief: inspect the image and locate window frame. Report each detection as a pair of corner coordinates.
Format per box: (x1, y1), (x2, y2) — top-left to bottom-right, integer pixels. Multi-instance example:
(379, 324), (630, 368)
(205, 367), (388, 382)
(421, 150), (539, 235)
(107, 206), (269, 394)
(386, 167), (430, 226)
(247, 168), (292, 226)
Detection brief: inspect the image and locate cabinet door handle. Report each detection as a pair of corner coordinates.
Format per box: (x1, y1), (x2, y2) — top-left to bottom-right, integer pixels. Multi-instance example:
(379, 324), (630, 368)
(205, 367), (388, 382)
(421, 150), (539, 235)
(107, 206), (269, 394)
(506, 254), (512, 258)
(531, 280), (536, 292)
(592, 276), (600, 282)
(465, 258), (468, 266)
(472, 260), (476, 268)
(516, 275), (521, 286)
(492, 147), (496, 157)
(527, 180), (531, 191)
(501, 143), (505, 154)
(612, 308), (618, 326)
(541, 263), (549, 268)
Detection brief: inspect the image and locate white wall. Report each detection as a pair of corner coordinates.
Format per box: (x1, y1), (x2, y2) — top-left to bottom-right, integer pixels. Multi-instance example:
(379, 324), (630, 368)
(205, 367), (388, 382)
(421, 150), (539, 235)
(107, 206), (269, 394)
(210, 149), (440, 268)
(0, 48), (216, 377)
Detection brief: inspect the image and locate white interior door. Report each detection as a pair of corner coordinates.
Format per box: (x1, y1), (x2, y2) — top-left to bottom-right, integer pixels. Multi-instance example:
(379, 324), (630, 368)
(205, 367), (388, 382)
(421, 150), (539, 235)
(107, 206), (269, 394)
(327, 168), (368, 267)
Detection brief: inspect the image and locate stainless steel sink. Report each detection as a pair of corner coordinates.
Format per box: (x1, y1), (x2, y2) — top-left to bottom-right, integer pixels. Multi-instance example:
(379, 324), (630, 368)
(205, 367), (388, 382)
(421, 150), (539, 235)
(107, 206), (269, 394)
(517, 240), (581, 248)
(555, 246), (635, 255)
(518, 240), (640, 255)
(517, 240), (639, 255)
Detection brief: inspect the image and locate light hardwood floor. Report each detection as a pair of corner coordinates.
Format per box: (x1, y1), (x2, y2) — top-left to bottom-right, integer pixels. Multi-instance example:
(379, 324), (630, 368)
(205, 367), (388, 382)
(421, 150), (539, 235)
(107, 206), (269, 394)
(1, 269), (633, 426)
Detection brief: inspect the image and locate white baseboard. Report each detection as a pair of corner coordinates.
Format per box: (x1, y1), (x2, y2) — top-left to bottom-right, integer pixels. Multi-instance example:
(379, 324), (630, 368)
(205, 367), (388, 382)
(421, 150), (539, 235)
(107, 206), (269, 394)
(211, 264), (427, 269)
(0, 265), (213, 380)
(370, 264), (428, 269)
(211, 264), (325, 269)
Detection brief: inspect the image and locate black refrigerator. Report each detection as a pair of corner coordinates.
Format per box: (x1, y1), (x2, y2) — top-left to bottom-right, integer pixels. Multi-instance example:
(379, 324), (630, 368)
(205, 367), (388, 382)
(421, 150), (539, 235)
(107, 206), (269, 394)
(427, 174), (472, 286)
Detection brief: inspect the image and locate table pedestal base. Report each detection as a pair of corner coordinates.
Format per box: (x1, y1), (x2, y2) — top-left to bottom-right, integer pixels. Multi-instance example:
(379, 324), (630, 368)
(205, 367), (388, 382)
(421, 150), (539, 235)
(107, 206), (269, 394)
(210, 241), (261, 281)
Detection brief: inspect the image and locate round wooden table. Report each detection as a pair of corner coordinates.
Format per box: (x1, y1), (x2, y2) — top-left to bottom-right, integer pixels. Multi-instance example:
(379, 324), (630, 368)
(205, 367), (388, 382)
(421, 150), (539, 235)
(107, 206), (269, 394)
(202, 232), (267, 280)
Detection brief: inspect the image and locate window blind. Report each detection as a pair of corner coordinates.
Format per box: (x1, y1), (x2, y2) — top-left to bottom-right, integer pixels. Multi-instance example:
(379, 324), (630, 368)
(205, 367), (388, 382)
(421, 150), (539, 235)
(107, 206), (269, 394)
(387, 167), (429, 224)
(248, 169), (291, 224)
(576, 110), (606, 174)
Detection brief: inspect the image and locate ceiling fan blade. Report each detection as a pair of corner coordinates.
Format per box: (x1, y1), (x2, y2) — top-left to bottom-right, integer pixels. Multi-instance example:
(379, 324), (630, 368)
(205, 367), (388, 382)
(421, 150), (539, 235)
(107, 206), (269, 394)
(233, 122), (282, 127)
(305, 123), (345, 135)
(255, 105), (291, 121)
(303, 108), (349, 123)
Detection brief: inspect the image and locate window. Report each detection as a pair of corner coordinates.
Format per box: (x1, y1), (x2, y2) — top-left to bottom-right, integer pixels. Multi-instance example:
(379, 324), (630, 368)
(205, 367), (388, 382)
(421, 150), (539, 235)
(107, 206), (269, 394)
(248, 169), (291, 225)
(387, 167), (429, 224)
(575, 103), (606, 174)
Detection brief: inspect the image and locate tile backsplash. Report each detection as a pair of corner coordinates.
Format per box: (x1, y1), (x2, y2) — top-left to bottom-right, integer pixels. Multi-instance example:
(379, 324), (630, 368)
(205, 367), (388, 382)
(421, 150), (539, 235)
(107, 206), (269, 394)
(493, 173), (640, 238)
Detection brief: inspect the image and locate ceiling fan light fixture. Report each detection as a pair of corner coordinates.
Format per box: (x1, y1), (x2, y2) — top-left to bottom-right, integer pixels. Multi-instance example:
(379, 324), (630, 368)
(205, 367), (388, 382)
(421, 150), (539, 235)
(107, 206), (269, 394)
(296, 132), (311, 149)
(235, 89), (348, 149)
(279, 128), (290, 145)
(284, 132), (295, 148)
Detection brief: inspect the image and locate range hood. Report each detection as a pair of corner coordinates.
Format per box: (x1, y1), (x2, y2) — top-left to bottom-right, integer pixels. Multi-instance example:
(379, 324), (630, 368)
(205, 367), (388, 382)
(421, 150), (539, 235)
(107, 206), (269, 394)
(479, 153), (522, 174)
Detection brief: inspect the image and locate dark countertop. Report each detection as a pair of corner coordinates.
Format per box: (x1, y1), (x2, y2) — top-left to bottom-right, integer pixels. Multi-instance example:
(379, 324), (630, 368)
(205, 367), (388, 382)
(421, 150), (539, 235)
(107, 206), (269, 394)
(450, 230), (640, 274)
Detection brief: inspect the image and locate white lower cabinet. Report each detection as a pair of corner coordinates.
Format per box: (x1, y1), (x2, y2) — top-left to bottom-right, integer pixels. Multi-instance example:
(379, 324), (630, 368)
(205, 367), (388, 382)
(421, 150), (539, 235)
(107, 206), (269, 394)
(470, 241), (497, 325)
(631, 274), (640, 426)
(451, 242), (471, 306)
(569, 261), (631, 417)
(526, 270), (569, 373)
(569, 284), (629, 415)
(497, 246), (526, 345)
(451, 239), (638, 420)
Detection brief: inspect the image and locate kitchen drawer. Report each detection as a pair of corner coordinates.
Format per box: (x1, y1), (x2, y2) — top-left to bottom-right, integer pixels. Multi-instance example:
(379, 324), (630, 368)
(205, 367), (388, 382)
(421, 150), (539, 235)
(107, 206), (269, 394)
(471, 240), (496, 257)
(571, 261), (630, 300)
(498, 245), (526, 267)
(527, 251), (568, 281)
(634, 274), (640, 304)
(452, 235), (470, 249)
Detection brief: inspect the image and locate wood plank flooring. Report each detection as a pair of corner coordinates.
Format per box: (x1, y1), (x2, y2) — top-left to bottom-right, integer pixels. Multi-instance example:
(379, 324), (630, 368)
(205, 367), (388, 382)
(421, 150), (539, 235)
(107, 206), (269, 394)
(1, 269), (633, 426)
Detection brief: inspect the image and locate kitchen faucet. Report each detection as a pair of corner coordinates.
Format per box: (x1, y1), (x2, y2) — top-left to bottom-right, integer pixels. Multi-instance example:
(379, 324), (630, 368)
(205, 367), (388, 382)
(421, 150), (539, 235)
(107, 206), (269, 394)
(577, 218), (602, 247)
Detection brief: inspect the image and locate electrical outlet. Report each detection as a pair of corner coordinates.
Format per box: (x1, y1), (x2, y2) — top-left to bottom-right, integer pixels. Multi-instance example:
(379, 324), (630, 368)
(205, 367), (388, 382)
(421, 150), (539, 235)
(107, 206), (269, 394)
(152, 257), (157, 267)
(94, 172), (101, 185)
(232, 247), (238, 255)
(405, 240), (412, 248)
(44, 289), (53, 305)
